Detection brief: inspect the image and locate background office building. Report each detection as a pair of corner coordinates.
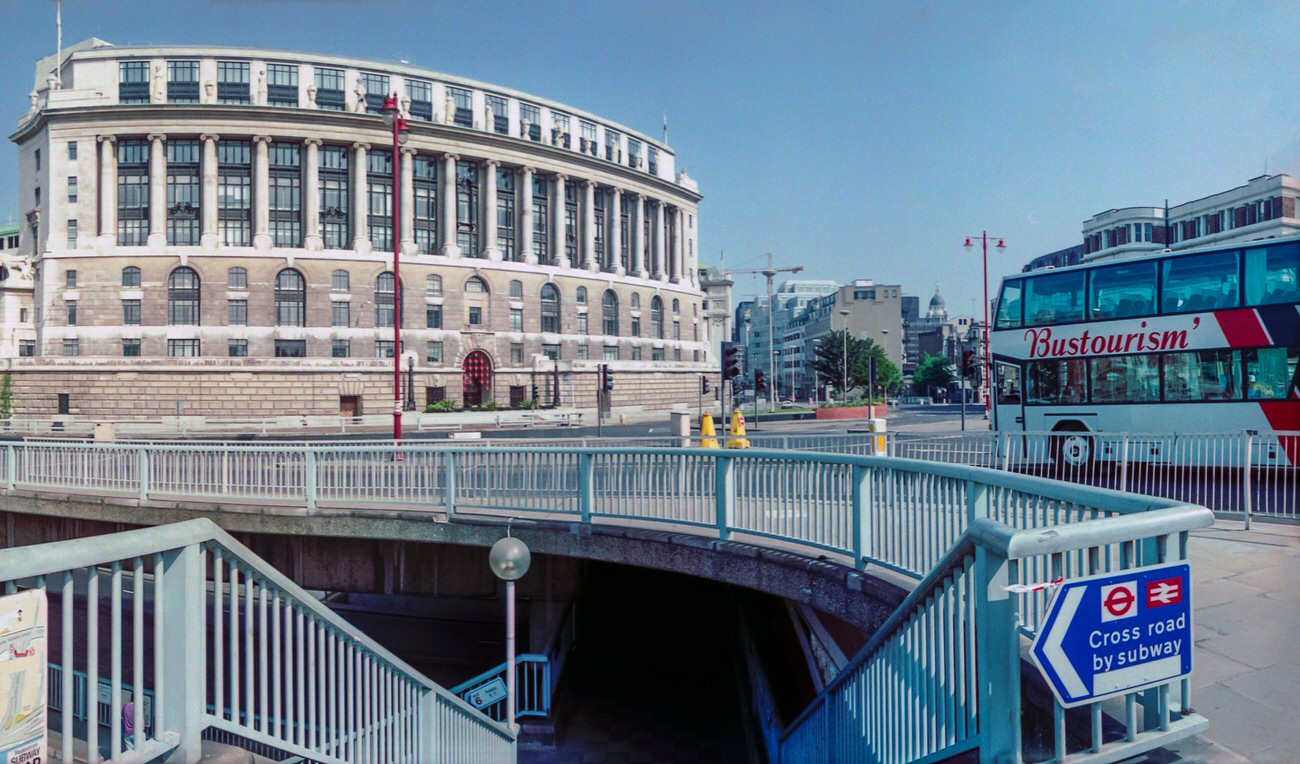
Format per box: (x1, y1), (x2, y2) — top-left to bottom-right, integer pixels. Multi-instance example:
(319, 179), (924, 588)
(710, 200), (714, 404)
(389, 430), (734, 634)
(7, 40), (708, 417)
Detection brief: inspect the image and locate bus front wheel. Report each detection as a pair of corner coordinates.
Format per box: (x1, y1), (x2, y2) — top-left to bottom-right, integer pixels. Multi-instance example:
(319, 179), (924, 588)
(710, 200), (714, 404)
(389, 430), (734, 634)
(1050, 427), (1093, 468)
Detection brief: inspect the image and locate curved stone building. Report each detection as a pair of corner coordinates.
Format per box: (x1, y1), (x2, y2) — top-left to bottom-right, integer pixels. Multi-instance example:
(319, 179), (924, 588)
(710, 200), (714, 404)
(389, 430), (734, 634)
(8, 39), (706, 417)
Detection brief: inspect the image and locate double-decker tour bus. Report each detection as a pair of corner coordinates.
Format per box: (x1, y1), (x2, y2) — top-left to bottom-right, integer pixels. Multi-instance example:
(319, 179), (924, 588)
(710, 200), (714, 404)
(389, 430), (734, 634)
(989, 235), (1298, 465)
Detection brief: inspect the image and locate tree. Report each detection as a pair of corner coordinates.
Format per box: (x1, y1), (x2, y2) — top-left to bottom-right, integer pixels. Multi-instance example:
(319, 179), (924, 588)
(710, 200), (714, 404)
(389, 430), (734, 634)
(813, 331), (900, 399)
(911, 353), (955, 398)
(0, 373), (12, 422)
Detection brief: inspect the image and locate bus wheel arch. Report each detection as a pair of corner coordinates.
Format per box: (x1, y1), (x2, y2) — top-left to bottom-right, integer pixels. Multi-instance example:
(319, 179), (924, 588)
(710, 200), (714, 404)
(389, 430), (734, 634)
(1050, 421), (1094, 467)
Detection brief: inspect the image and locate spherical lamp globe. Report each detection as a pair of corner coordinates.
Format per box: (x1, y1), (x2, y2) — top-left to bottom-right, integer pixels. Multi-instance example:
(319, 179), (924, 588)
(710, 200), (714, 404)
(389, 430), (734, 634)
(489, 537), (531, 581)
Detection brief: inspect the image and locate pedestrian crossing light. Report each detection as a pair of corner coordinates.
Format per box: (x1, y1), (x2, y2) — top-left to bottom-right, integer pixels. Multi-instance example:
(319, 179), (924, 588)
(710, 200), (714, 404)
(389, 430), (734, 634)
(961, 350), (976, 377)
(701, 376), (710, 395)
(721, 342), (741, 380)
(755, 369), (767, 394)
(601, 364), (614, 392)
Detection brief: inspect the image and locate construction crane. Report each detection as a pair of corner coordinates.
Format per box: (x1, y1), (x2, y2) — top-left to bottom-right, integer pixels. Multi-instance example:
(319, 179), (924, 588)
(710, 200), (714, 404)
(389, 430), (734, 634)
(726, 253), (804, 412)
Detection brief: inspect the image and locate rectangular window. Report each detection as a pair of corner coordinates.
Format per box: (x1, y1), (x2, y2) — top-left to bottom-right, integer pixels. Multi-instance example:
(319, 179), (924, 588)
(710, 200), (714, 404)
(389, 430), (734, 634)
(673, 348), (681, 361)
(331, 339), (350, 358)
(117, 139), (150, 245)
(166, 139), (201, 245)
(367, 150), (394, 250)
(604, 346), (618, 361)
(123, 299), (141, 325)
(314, 67), (346, 110)
(375, 340), (395, 359)
(565, 183), (578, 261)
(630, 316), (640, 337)
(227, 267), (247, 289)
(67, 175), (78, 203)
(67, 141), (77, 160)
(426, 340), (443, 364)
(18, 340), (35, 357)
(1090, 354), (1159, 403)
(66, 300), (77, 325)
(360, 73), (388, 113)
(648, 146), (659, 175)
(122, 338), (141, 357)
(168, 339), (200, 357)
(166, 60), (200, 103)
(456, 161), (479, 254)
(497, 167), (516, 260)
(468, 306), (483, 326)
(651, 347), (664, 361)
(605, 130), (620, 162)
(65, 269), (76, 288)
(631, 346), (642, 361)
(449, 87), (473, 127)
(1088, 260), (1156, 319)
(1244, 242), (1299, 305)
(119, 61), (150, 103)
(1024, 270), (1085, 326)
(580, 121), (598, 156)
(551, 112), (571, 149)
(58, 393), (70, 414)
(1164, 349), (1241, 401)
(332, 269), (350, 291)
(627, 138), (642, 168)
(67, 219), (77, 248)
(510, 343), (524, 364)
(576, 344), (589, 360)
(413, 154), (438, 254)
(266, 63), (299, 107)
(319, 145), (349, 248)
(1026, 358), (1087, 404)
(332, 301), (349, 327)
(519, 103), (541, 140)
(274, 339), (306, 358)
(542, 344), (559, 360)
(1161, 250), (1239, 313)
(1245, 347), (1297, 400)
(218, 140), (252, 246)
(406, 79), (432, 120)
(577, 313), (588, 335)
(532, 173), (549, 263)
(228, 299), (248, 325)
(486, 94), (509, 134)
(426, 305), (442, 328)
(509, 307), (523, 332)
(228, 339), (248, 357)
(425, 386), (446, 404)
(217, 61), (250, 104)
(593, 190), (606, 264)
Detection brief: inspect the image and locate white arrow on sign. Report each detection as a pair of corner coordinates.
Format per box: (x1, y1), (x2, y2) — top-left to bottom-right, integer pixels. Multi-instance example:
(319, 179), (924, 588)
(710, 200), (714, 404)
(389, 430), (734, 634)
(1040, 587), (1087, 699)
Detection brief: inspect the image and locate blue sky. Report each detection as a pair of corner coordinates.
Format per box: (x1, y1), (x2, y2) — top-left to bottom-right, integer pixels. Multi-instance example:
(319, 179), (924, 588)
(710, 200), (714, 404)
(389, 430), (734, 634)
(3, 0), (1298, 315)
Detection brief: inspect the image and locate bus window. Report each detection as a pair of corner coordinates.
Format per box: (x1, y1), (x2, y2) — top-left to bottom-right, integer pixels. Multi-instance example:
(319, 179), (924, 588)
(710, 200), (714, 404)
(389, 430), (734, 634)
(1026, 358), (1087, 404)
(996, 362), (1021, 404)
(1090, 354), (1159, 403)
(1024, 271), (1085, 326)
(995, 280), (1023, 328)
(1089, 260), (1156, 319)
(1161, 251), (1239, 313)
(1244, 243), (1299, 305)
(1163, 349), (1240, 401)
(1244, 347), (1296, 400)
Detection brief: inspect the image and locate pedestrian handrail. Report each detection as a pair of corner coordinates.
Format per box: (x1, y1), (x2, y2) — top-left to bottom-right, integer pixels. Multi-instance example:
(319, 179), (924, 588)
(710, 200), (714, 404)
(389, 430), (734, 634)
(450, 655), (551, 723)
(0, 519), (515, 764)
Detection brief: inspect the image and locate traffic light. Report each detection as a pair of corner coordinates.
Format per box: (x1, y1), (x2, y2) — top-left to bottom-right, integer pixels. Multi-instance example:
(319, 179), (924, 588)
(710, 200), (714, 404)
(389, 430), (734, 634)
(961, 350), (976, 377)
(700, 376), (710, 395)
(755, 369), (766, 394)
(601, 364), (614, 392)
(721, 342), (741, 379)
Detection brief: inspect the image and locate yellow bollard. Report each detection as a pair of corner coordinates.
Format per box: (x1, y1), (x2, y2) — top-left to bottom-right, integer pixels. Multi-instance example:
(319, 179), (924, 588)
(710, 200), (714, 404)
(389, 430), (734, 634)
(726, 410), (751, 449)
(699, 412), (720, 448)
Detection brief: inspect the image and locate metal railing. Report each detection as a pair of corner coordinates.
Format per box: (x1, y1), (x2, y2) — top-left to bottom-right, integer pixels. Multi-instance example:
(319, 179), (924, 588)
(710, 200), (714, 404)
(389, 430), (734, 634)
(0, 519), (515, 764)
(450, 656), (551, 724)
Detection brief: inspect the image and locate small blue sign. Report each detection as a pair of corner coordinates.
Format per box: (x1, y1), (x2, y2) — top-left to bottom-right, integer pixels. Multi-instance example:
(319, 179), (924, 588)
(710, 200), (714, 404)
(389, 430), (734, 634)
(1030, 562), (1192, 708)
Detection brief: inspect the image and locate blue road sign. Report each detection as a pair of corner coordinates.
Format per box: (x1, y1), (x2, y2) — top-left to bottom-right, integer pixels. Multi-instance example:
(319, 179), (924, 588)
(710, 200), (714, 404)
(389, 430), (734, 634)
(1030, 562), (1192, 708)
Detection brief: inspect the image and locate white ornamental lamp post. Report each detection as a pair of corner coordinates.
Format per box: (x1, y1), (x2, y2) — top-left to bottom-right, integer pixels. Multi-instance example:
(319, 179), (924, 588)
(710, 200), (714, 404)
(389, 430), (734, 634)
(489, 535), (531, 731)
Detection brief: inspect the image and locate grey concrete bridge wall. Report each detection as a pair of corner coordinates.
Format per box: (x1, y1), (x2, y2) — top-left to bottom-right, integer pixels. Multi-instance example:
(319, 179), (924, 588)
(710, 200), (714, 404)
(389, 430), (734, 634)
(0, 489), (907, 631)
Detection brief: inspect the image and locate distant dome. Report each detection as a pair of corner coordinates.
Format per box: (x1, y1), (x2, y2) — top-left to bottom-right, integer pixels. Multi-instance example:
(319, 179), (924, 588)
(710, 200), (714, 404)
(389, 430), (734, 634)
(927, 287), (947, 319)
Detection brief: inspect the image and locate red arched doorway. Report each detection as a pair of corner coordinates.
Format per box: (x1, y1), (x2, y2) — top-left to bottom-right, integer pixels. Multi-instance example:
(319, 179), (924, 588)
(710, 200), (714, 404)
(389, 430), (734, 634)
(462, 350), (494, 407)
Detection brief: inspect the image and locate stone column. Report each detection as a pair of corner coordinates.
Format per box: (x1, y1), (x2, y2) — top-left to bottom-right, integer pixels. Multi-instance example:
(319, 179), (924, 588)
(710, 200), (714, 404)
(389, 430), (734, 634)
(651, 201), (666, 281)
(481, 159), (500, 260)
(302, 139), (323, 251)
(147, 133), (167, 248)
(583, 180), (597, 271)
(520, 167), (536, 265)
(630, 194), (646, 278)
(400, 147), (417, 257)
(669, 207), (682, 284)
(440, 153), (460, 257)
(97, 135), (117, 244)
(252, 136), (272, 250)
(553, 174), (568, 268)
(351, 142), (370, 253)
(199, 134), (219, 249)
(609, 188), (624, 275)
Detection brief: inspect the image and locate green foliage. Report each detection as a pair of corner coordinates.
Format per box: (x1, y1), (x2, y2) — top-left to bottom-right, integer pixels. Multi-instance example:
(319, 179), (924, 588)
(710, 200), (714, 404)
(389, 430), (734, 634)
(512, 398), (540, 410)
(0, 373), (11, 420)
(812, 331), (901, 396)
(911, 353), (955, 396)
(423, 399), (461, 413)
(475, 400), (500, 411)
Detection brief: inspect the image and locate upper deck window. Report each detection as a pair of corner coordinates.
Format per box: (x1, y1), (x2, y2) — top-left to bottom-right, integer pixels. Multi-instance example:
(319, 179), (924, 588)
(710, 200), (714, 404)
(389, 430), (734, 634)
(1161, 250), (1238, 313)
(1089, 260), (1156, 320)
(995, 279), (1022, 329)
(1024, 270), (1085, 326)
(1245, 243), (1299, 305)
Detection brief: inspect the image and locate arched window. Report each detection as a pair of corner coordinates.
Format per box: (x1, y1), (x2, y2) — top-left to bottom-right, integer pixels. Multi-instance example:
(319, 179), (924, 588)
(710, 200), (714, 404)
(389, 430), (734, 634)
(275, 268), (306, 326)
(540, 283), (560, 333)
(331, 269), (350, 291)
(167, 267), (200, 325)
(464, 277), (489, 326)
(672, 298), (680, 314)
(575, 286), (587, 304)
(630, 292), (641, 310)
(465, 276), (488, 294)
(426, 274), (442, 295)
(121, 266), (141, 287)
(227, 267), (247, 289)
(375, 272), (396, 327)
(509, 279), (523, 299)
(602, 290), (619, 336)
(650, 296), (664, 339)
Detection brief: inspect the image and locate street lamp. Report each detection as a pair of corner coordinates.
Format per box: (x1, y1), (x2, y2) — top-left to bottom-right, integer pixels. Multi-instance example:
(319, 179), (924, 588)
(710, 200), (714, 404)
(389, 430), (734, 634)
(488, 534), (531, 731)
(963, 232), (1005, 422)
(838, 309), (850, 402)
(382, 93), (411, 443)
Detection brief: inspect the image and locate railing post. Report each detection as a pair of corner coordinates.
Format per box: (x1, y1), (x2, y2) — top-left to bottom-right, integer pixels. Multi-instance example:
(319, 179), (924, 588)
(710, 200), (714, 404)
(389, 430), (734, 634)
(5, 444), (14, 490)
(975, 540), (1022, 764)
(138, 447), (150, 503)
(1242, 433), (1253, 530)
(444, 452), (457, 519)
(305, 449), (318, 510)
(851, 465), (872, 569)
(966, 479), (989, 524)
(158, 543), (206, 761)
(578, 453), (594, 524)
(1119, 435), (1130, 492)
(417, 690), (438, 762)
(714, 454), (735, 540)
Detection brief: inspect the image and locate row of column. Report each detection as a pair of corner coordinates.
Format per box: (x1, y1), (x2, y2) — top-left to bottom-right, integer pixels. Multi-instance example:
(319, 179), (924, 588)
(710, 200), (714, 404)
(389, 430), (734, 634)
(95, 134), (692, 284)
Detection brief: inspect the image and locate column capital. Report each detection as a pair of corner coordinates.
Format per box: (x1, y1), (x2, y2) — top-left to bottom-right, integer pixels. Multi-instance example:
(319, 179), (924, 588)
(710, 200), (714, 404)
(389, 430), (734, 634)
(520, 166), (535, 175)
(484, 158), (500, 169)
(583, 179), (596, 189)
(399, 146), (418, 156)
(252, 135), (273, 145)
(97, 134), (117, 144)
(302, 137), (322, 147)
(199, 133), (220, 143)
(147, 133), (167, 143)
(351, 142), (370, 152)
(443, 153), (459, 162)
(554, 173), (567, 182)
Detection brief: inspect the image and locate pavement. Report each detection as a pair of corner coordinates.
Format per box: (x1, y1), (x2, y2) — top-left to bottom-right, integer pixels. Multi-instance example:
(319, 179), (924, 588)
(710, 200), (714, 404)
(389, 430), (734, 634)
(1157, 518), (1300, 763)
